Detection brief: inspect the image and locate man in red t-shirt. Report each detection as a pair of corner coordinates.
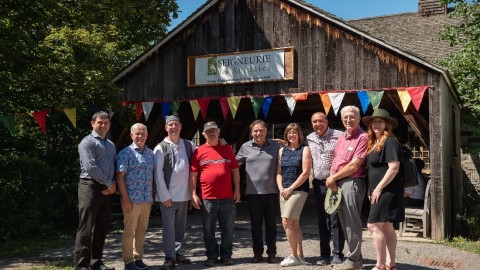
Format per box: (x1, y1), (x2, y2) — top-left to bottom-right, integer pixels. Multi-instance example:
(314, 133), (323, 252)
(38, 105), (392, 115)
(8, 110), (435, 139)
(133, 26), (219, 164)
(190, 121), (240, 267)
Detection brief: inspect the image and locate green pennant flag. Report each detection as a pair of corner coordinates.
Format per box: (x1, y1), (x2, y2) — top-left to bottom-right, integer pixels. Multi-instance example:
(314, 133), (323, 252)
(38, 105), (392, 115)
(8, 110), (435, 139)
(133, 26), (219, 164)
(0, 115), (15, 134)
(367, 91), (384, 109)
(171, 101), (181, 115)
(251, 97), (264, 118)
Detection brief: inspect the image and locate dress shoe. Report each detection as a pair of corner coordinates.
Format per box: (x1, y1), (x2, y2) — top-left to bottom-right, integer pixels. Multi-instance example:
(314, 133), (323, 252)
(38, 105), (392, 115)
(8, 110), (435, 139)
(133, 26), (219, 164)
(134, 260), (148, 270)
(176, 253), (191, 264)
(267, 254), (277, 264)
(251, 254), (263, 263)
(91, 261), (115, 270)
(161, 258), (176, 270)
(123, 262), (137, 270)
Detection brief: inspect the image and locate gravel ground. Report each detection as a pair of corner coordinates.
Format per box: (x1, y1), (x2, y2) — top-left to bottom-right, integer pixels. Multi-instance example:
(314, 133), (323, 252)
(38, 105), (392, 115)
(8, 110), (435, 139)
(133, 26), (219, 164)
(2, 198), (479, 270)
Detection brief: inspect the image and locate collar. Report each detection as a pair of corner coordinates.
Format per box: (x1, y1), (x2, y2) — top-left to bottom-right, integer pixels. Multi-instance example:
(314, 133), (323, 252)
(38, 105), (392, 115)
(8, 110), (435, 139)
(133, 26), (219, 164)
(344, 126), (361, 139)
(251, 138), (270, 147)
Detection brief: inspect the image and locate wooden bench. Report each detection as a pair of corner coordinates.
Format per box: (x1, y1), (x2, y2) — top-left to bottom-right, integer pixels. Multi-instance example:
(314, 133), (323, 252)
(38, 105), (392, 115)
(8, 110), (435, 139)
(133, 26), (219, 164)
(399, 180), (431, 238)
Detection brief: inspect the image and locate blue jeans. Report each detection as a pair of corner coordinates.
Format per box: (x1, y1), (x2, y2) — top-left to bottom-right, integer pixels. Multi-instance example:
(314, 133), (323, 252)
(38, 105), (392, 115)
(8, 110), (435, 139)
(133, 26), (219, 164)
(313, 179), (345, 259)
(201, 199), (236, 260)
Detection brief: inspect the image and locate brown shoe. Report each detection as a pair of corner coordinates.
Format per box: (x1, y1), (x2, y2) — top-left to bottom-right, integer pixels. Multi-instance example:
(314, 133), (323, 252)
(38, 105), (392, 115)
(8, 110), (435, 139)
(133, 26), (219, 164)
(251, 254), (263, 263)
(267, 254), (277, 263)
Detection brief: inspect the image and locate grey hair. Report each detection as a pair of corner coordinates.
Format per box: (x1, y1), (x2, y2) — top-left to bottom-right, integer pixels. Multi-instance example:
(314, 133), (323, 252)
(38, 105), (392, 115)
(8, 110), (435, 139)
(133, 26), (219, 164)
(131, 123), (148, 134)
(340, 106), (360, 118)
(91, 111), (110, 121)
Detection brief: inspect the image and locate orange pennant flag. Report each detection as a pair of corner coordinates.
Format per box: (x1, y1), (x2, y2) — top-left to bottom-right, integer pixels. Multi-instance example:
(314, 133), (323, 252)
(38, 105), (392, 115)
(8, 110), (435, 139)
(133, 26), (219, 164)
(320, 93), (331, 115)
(292, 93), (308, 101)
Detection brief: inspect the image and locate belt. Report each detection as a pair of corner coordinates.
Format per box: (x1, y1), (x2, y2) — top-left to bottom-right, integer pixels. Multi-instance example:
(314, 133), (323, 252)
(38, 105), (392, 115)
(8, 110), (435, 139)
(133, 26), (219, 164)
(313, 178), (327, 182)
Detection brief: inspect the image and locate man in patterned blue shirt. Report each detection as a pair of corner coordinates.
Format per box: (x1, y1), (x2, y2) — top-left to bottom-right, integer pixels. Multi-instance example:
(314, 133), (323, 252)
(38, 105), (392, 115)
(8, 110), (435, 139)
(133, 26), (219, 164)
(117, 123), (155, 270)
(75, 111), (116, 270)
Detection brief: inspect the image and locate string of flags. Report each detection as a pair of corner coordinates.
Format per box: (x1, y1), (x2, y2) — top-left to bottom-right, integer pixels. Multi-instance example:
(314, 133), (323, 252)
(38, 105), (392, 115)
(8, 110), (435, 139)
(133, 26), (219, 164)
(0, 87), (428, 134)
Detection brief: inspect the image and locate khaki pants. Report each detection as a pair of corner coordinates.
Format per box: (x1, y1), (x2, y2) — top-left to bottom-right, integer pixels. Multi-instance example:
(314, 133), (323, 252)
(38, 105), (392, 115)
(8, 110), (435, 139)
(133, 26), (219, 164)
(122, 203), (151, 263)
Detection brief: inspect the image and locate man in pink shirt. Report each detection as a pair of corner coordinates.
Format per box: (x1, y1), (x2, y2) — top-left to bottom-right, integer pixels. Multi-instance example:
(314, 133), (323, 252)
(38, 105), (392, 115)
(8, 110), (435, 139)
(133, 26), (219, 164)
(327, 106), (368, 270)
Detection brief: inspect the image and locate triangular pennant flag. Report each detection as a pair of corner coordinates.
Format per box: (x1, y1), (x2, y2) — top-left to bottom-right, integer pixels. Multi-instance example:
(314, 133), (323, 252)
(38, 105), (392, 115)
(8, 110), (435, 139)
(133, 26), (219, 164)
(219, 98), (230, 120)
(197, 98), (211, 119)
(251, 97), (264, 118)
(227, 97), (242, 119)
(109, 111), (114, 120)
(171, 101), (181, 115)
(63, 108), (77, 128)
(320, 93), (332, 115)
(32, 111), (47, 133)
(261, 96), (273, 118)
(189, 100), (201, 120)
(292, 92), (308, 101)
(0, 115), (15, 134)
(134, 103), (143, 120)
(161, 102), (171, 118)
(397, 90), (412, 112)
(285, 95), (296, 116)
(356, 91), (370, 114)
(328, 92), (345, 116)
(367, 91), (384, 110)
(142, 102), (154, 121)
(407, 87), (427, 111)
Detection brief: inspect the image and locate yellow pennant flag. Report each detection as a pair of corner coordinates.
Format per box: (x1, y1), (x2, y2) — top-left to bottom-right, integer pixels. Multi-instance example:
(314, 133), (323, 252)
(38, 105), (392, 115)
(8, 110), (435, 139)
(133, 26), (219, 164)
(397, 90), (412, 112)
(63, 108), (76, 128)
(189, 100), (200, 120)
(227, 97), (242, 119)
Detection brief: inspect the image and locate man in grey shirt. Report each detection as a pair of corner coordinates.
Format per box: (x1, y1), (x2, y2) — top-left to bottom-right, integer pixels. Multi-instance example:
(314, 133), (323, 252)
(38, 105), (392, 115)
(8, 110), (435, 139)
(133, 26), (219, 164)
(74, 111), (116, 270)
(236, 120), (281, 264)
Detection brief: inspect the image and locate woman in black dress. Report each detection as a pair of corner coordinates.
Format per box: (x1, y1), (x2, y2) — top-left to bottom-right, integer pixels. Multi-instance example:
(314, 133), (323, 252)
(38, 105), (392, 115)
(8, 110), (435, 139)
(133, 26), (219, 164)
(363, 109), (404, 270)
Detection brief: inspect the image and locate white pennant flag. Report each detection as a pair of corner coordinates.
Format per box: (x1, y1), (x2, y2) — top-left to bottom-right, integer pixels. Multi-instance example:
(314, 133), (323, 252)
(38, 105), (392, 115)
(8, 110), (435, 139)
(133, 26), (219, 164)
(285, 95), (296, 115)
(328, 92), (345, 116)
(142, 102), (154, 121)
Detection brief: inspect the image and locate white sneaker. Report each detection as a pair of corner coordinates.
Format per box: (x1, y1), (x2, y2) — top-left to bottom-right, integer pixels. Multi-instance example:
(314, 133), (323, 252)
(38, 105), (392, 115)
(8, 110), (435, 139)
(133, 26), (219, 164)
(298, 256), (311, 265)
(280, 255), (300, 267)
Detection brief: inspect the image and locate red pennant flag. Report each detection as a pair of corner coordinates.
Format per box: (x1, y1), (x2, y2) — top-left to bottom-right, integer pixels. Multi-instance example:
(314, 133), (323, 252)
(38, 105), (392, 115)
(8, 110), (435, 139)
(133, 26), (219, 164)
(32, 111), (47, 133)
(197, 98), (211, 120)
(407, 87), (428, 111)
(219, 98), (230, 119)
(292, 93), (308, 101)
(134, 103), (143, 120)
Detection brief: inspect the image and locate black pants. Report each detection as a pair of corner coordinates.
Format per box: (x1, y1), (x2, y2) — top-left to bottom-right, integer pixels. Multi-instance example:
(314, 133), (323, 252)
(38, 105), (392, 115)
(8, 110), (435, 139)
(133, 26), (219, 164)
(74, 180), (113, 269)
(313, 179), (345, 259)
(246, 194), (278, 256)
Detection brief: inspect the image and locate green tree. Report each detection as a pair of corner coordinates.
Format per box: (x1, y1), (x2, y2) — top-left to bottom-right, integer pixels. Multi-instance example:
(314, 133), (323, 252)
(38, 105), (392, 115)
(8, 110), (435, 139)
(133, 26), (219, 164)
(0, 0), (178, 240)
(438, 0), (480, 125)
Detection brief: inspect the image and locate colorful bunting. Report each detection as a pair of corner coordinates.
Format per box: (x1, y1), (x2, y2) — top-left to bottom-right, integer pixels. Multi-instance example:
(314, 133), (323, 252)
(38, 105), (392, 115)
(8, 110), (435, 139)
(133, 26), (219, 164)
(367, 91), (384, 110)
(356, 91), (370, 114)
(320, 93), (332, 115)
(397, 90), (412, 112)
(171, 101), (181, 115)
(109, 111), (115, 120)
(261, 96), (273, 118)
(32, 111), (47, 133)
(189, 100), (201, 120)
(197, 98), (211, 119)
(407, 87), (427, 111)
(227, 97), (242, 119)
(328, 92), (345, 116)
(161, 102), (171, 118)
(251, 97), (264, 118)
(134, 103), (143, 120)
(292, 92), (308, 101)
(0, 115), (15, 134)
(285, 96), (296, 116)
(142, 102), (154, 121)
(63, 108), (76, 128)
(219, 98), (230, 120)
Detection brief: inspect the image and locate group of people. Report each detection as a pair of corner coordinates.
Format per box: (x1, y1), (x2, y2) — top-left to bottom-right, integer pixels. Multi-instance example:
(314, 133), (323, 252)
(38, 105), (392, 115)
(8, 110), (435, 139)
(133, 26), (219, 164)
(74, 105), (416, 270)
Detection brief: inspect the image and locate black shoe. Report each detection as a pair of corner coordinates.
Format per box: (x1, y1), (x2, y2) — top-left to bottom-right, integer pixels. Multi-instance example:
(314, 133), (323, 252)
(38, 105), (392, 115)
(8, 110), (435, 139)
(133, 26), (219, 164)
(251, 254), (263, 263)
(161, 258), (176, 270)
(176, 253), (191, 264)
(221, 257), (235, 265)
(124, 262), (138, 270)
(134, 260), (148, 270)
(204, 258), (217, 267)
(91, 261), (115, 270)
(267, 254), (277, 264)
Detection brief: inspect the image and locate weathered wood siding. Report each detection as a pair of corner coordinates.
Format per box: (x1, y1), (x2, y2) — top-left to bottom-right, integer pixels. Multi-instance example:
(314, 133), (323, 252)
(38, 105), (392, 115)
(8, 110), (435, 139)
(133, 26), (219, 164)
(115, 0), (441, 102)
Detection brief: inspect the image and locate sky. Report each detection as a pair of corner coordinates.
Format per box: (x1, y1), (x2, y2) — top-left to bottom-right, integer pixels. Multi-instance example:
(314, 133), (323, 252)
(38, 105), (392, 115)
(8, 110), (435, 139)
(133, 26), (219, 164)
(169, 0), (419, 30)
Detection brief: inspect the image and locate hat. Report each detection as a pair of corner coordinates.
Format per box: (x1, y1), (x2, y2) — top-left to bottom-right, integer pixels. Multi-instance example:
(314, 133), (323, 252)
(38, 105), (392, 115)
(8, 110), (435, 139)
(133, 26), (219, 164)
(165, 114), (181, 124)
(324, 187), (342, 214)
(362, 108), (398, 128)
(203, 121), (219, 132)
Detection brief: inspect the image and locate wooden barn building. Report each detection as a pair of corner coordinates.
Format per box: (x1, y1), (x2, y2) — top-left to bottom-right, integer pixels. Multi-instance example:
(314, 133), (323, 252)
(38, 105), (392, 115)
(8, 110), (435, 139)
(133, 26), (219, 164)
(112, 0), (461, 240)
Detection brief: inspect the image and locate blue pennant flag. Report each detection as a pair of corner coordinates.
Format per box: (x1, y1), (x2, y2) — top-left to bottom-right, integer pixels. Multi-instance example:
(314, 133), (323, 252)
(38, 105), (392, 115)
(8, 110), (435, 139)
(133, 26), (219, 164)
(161, 102), (171, 119)
(356, 90), (370, 114)
(261, 96), (273, 118)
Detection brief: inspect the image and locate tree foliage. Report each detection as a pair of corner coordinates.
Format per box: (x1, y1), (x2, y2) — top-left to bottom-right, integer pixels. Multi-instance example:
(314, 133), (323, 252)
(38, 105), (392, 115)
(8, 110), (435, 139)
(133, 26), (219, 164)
(438, 0), (480, 125)
(0, 0), (178, 240)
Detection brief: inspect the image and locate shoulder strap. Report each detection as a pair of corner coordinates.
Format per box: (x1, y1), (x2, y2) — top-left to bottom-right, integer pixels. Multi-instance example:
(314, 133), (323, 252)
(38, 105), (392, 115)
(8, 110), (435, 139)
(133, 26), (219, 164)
(183, 139), (193, 165)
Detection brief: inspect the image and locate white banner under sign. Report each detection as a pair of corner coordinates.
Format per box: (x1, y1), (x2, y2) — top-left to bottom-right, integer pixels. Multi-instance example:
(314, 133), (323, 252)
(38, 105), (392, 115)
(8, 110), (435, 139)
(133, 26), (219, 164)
(194, 50), (285, 85)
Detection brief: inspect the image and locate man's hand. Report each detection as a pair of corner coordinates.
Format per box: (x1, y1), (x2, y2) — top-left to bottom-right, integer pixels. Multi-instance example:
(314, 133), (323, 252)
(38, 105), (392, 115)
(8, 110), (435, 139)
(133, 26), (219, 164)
(162, 199), (173, 208)
(233, 191), (241, 203)
(326, 176), (337, 192)
(102, 183), (116, 196)
(219, 138), (227, 146)
(191, 194), (202, 209)
(121, 196), (133, 212)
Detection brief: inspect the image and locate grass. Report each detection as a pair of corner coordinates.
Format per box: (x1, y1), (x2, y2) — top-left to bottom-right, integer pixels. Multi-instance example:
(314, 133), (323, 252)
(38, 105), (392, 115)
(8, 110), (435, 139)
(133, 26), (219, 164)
(0, 235), (73, 258)
(442, 236), (480, 254)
